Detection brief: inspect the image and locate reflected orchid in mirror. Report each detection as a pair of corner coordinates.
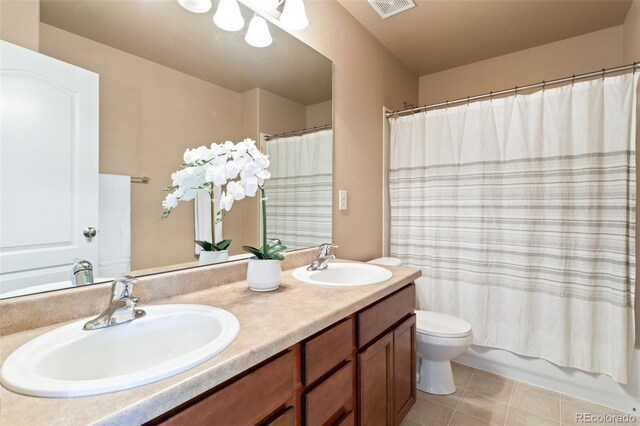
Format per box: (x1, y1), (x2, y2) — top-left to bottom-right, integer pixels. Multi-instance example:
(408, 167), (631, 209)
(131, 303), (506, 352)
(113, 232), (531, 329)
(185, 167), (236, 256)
(162, 138), (270, 217)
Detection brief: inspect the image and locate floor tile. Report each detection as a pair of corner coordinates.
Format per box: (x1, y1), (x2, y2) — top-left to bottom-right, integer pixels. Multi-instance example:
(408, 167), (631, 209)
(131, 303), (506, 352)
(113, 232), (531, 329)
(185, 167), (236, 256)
(561, 394), (614, 425)
(613, 409), (638, 425)
(473, 369), (514, 385)
(466, 374), (514, 404)
(513, 381), (560, 400)
(449, 412), (493, 426)
(506, 406), (560, 426)
(510, 385), (560, 421)
(400, 419), (422, 426)
(406, 397), (455, 426)
(418, 388), (463, 409)
(457, 389), (509, 425)
(451, 361), (476, 373)
(452, 365), (475, 390)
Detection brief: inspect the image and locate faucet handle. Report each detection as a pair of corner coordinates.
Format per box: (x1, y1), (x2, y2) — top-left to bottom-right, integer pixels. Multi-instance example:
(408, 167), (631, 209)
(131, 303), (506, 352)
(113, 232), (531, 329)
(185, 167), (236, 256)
(111, 275), (137, 302)
(318, 243), (338, 256)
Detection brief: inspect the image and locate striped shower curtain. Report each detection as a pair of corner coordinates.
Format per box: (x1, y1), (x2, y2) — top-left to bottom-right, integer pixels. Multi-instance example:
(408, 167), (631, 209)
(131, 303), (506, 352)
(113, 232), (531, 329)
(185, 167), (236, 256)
(389, 74), (638, 383)
(265, 130), (333, 250)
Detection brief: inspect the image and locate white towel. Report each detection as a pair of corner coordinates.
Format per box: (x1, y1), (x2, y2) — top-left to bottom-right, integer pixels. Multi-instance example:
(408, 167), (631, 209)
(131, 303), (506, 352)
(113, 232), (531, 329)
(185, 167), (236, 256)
(98, 174), (131, 276)
(194, 187), (224, 254)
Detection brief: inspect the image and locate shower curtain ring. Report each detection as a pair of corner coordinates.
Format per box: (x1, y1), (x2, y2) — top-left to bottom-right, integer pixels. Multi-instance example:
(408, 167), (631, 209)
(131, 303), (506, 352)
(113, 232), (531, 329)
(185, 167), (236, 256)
(467, 96), (470, 106)
(514, 86), (518, 96)
(542, 81), (546, 92)
(571, 75), (576, 86)
(633, 62), (637, 75)
(601, 68), (606, 80)
(490, 91), (493, 101)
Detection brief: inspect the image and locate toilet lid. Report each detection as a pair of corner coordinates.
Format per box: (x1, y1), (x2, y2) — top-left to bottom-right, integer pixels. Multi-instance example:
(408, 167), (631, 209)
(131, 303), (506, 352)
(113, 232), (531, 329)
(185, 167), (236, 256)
(415, 310), (472, 338)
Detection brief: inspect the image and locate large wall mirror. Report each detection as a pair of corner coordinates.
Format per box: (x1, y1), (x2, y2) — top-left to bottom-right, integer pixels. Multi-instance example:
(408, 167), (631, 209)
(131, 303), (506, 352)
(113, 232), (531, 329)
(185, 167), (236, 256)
(0, 0), (333, 299)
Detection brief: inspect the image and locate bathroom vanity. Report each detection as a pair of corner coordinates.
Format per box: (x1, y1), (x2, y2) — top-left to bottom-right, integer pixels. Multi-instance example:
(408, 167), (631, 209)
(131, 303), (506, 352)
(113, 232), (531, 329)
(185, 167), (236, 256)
(0, 255), (421, 426)
(148, 284), (416, 426)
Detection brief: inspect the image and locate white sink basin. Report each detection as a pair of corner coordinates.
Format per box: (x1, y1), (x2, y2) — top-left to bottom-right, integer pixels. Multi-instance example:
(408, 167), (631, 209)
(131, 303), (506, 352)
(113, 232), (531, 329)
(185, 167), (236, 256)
(0, 304), (239, 397)
(293, 262), (393, 286)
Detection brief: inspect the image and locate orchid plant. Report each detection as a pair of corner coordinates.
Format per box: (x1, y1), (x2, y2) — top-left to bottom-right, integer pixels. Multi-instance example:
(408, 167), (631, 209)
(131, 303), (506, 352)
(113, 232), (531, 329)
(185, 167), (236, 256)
(162, 139), (287, 260)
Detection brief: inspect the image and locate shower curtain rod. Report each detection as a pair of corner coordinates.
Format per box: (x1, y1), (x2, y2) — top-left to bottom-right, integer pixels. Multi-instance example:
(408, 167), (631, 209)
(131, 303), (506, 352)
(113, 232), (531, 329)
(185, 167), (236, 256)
(386, 62), (640, 119)
(264, 124), (332, 141)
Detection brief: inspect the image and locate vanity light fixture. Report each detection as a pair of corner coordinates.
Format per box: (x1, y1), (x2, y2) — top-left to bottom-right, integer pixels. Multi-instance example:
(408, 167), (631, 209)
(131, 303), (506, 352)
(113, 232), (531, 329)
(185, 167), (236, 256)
(177, 0), (213, 13)
(213, 0), (245, 31)
(245, 14), (273, 48)
(280, 0), (308, 30)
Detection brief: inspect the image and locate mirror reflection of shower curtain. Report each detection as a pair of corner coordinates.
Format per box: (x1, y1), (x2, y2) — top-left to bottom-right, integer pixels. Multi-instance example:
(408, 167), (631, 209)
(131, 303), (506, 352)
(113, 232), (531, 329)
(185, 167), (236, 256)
(264, 130), (333, 250)
(389, 74), (637, 383)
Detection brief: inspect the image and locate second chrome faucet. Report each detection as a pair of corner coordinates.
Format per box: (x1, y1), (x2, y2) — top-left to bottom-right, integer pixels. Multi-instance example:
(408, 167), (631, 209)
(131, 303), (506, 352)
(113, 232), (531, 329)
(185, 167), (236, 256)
(83, 275), (146, 331)
(307, 243), (338, 271)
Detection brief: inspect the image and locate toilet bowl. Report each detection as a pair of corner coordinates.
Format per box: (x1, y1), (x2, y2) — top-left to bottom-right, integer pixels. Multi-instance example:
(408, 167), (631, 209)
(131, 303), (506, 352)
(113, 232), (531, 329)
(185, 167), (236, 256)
(415, 310), (473, 395)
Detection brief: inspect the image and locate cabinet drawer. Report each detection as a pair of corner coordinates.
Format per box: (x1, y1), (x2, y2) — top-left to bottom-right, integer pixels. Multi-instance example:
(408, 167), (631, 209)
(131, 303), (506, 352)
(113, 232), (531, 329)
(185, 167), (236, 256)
(357, 284), (415, 348)
(304, 317), (353, 385)
(161, 351), (293, 426)
(304, 361), (354, 426)
(337, 411), (355, 426)
(265, 407), (294, 426)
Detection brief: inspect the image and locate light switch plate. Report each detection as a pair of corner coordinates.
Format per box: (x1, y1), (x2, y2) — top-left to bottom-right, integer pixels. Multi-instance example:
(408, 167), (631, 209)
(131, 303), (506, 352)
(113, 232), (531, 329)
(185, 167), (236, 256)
(339, 190), (348, 210)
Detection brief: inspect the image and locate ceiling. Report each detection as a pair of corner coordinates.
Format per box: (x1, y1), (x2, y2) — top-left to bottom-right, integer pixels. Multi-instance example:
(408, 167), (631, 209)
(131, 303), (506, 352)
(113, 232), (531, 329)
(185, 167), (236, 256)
(40, 0), (332, 106)
(338, 0), (633, 76)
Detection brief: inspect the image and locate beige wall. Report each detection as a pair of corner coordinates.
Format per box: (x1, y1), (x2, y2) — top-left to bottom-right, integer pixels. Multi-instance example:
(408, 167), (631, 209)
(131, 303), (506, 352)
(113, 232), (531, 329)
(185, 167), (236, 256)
(0, 0), (39, 51)
(286, 1), (419, 261)
(419, 26), (624, 105)
(40, 23), (245, 270)
(306, 100), (333, 128)
(624, 0), (640, 62)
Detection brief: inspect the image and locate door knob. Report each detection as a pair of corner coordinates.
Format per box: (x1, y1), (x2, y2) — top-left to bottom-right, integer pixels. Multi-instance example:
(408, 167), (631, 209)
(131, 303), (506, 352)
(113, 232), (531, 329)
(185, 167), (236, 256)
(83, 227), (97, 239)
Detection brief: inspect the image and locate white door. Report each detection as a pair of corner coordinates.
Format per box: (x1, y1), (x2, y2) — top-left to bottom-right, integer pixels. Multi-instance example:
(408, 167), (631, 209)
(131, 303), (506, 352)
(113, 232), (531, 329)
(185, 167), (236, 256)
(0, 40), (99, 294)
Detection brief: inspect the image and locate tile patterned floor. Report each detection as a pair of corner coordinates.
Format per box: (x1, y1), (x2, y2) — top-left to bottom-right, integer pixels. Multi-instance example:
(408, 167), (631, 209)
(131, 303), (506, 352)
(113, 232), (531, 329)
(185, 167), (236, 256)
(402, 363), (637, 426)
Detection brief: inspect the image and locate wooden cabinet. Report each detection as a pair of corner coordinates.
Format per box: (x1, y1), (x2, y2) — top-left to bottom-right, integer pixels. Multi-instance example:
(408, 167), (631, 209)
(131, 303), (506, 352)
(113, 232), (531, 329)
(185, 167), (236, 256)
(157, 351), (294, 426)
(357, 286), (416, 426)
(358, 333), (393, 426)
(393, 315), (417, 425)
(149, 283), (416, 426)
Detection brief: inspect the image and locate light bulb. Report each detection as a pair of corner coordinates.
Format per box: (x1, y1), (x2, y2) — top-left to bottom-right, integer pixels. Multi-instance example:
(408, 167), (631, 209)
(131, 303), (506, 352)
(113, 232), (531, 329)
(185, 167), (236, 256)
(245, 15), (272, 48)
(213, 0), (245, 32)
(177, 0), (212, 13)
(280, 0), (308, 31)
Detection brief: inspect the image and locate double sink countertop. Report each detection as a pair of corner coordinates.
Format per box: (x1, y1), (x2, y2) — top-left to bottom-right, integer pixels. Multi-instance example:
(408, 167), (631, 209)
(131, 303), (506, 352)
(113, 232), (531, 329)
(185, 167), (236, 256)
(0, 261), (421, 426)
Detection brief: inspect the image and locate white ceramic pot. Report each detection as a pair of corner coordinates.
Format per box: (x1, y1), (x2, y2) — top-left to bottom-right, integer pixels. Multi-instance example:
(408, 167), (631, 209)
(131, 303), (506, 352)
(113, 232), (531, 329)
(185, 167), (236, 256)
(198, 250), (229, 266)
(246, 258), (281, 292)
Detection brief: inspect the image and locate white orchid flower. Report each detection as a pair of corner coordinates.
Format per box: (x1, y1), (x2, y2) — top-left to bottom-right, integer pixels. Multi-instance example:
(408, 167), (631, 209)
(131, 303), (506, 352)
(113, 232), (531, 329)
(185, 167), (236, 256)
(226, 181), (246, 201)
(243, 175), (259, 197)
(205, 165), (227, 187)
(162, 192), (179, 210)
(220, 191), (234, 211)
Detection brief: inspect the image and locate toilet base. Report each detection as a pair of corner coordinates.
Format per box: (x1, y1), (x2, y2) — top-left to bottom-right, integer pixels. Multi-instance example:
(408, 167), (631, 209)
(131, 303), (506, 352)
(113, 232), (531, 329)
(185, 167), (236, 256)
(416, 358), (456, 395)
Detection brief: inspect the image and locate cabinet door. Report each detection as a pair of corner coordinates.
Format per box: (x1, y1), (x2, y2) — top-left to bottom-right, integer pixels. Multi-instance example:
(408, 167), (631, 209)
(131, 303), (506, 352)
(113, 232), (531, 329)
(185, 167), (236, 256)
(393, 315), (416, 425)
(358, 332), (393, 426)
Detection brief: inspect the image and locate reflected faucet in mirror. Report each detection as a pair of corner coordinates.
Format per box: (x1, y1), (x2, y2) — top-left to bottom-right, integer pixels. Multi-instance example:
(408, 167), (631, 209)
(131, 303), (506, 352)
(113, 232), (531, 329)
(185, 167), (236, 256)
(71, 259), (94, 286)
(307, 243), (338, 271)
(83, 276), (146, 331)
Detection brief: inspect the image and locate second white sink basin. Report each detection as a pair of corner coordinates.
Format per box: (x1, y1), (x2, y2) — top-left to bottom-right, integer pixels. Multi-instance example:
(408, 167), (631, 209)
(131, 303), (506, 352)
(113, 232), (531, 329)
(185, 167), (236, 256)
(0, 304), (239, 398)
(293, 262), (393, 286)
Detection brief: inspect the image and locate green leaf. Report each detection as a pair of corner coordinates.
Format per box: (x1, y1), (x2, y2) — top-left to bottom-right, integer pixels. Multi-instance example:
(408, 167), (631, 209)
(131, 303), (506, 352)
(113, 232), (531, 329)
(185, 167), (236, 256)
(266, 244), (287, 257)
(195, 240), (214, 251)
(242, 245), (265, 259)
(213, 239), (232, 251)
(270, 253), (285, 261)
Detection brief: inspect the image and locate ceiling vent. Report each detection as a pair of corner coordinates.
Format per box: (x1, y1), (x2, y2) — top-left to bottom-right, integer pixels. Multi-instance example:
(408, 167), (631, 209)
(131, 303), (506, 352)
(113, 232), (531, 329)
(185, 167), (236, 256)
(368, 0), (415, 19)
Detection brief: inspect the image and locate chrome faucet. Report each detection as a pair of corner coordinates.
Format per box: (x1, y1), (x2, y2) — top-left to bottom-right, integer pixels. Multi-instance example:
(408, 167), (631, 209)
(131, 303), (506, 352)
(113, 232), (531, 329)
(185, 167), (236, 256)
(83, 275), (146, 331)
(307, 243), (338, 271)
(71, 259), (94, 286)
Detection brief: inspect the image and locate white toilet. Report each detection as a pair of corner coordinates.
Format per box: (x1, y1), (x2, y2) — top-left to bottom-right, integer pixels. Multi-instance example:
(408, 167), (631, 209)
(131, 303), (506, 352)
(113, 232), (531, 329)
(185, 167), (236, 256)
(368, 257), (473, 395)
(415, 310), (472, 394)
